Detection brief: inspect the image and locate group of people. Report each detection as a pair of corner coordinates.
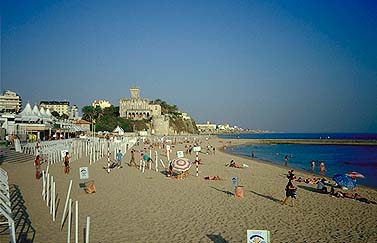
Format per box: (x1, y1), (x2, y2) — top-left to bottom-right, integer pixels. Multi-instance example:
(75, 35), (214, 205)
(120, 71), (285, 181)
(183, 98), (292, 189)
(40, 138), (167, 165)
(105, 149), (140, 172)
(329, 187), (376, 204)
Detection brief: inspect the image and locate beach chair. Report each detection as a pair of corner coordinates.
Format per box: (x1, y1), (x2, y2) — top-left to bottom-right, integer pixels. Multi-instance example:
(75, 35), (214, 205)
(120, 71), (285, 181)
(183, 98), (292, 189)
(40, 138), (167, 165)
(176, 171), (189, 180)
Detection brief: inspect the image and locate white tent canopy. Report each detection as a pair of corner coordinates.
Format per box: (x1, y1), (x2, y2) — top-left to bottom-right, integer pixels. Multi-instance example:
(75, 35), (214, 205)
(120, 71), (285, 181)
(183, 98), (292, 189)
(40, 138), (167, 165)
(16, 103), (40, 122)
(113, 126), (124, 136)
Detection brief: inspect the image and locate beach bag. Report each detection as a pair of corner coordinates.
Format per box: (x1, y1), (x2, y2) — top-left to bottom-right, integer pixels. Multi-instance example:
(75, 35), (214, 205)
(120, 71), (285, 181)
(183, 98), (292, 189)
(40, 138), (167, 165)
(235, 186), (244, 198)
(85, 181), (96, 194)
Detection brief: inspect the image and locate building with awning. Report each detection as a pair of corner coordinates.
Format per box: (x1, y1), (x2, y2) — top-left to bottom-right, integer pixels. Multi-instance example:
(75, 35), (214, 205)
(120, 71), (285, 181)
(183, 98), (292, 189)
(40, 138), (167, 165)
(75, 119), (91, 132)
(12, 103), (55, 141)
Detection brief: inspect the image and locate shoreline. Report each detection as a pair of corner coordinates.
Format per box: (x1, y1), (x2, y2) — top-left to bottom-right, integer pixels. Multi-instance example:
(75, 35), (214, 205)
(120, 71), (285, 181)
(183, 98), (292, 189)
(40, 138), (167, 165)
(221, 139), (377, 190)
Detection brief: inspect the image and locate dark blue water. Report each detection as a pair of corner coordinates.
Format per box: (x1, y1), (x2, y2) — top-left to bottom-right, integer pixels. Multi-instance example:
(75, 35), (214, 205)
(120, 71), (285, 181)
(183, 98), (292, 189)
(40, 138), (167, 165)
(220, 133), (377, 188)
(219, 133), (377, 140)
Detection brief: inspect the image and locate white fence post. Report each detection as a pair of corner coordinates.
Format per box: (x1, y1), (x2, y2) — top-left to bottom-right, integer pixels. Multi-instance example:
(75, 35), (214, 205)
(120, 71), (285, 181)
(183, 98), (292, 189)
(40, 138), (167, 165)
(61, 180), (73, 229)
(85, 216), (90, 243)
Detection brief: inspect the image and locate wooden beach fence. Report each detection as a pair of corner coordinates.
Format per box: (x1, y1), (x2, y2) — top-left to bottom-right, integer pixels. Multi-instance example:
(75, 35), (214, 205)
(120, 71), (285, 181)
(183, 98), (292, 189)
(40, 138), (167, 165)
(155, 151), (158, 172)
(26, 140), (94, 242)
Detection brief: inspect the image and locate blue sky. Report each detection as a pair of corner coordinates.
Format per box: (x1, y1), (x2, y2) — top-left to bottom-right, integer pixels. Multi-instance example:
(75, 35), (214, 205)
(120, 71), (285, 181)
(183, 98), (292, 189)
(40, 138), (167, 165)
(1, 0), (376, 132)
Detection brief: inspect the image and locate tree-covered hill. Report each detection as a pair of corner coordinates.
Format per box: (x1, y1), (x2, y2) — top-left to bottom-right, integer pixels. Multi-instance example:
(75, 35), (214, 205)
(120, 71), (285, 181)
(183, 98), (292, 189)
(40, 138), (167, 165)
(81, 100), (198, 134)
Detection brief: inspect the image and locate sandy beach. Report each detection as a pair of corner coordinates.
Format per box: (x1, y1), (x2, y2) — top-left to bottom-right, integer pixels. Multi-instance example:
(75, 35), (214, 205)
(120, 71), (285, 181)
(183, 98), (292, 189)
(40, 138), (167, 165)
(1, 137), (377, 242)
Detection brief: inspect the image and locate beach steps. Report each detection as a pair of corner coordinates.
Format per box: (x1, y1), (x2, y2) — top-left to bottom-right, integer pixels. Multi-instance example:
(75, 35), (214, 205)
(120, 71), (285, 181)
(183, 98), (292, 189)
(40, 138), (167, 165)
(0, 149), (34, 165)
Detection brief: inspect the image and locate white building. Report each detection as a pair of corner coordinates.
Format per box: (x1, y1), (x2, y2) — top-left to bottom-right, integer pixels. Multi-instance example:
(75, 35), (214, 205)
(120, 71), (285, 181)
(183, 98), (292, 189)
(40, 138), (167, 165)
(39, 101), (70, 116)
(180, 112), (191, 120)
(0, 90), (22, 113)
(69, 105), (80, 120)
(92, 100), (112, 109)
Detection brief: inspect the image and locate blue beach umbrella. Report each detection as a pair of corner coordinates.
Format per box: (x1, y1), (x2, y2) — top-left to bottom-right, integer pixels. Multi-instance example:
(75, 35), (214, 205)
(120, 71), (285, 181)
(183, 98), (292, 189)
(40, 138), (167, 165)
(333, 174), (356, 190)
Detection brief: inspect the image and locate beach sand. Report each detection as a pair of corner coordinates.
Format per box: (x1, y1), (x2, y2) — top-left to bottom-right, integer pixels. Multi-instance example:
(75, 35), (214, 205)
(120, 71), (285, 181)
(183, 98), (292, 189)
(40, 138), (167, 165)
(1, 137), (377, 242)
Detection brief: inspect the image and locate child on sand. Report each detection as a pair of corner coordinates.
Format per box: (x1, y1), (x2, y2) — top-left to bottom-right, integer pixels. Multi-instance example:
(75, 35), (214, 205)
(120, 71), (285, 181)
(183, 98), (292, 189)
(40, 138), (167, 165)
(282, 173), (297, 207)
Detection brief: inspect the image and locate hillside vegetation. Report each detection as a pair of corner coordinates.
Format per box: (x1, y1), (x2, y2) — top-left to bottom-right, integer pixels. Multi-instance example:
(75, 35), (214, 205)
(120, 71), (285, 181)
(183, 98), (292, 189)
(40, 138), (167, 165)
(82, 100), (198, 134)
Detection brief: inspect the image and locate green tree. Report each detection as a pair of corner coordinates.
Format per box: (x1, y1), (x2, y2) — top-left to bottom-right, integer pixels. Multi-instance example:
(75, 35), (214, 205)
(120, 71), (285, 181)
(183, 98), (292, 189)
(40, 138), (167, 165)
(82, 106), (95, 121)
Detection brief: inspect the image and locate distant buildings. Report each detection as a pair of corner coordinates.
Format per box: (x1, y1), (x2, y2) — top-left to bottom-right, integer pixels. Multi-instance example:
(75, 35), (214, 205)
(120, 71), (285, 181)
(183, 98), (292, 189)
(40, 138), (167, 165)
(69, 105), (80, 120)
(196, 121), (217, 133)
(39, 101), (70, 116)
(196, 121), (250, 134)
(0, 90), (22, 113)
(119, 87), (161, 120)
(92, 100), (112, 109)
(180, 112), (191, 120)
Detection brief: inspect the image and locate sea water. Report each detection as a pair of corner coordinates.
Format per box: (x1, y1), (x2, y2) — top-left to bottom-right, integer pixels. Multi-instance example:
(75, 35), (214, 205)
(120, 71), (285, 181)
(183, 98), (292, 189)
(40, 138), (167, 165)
(219, 133), (377, 188)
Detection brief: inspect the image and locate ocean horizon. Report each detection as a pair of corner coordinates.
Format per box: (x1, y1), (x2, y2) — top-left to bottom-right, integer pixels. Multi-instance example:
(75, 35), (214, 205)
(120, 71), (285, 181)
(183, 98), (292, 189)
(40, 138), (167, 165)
(219, 133), (377, 188)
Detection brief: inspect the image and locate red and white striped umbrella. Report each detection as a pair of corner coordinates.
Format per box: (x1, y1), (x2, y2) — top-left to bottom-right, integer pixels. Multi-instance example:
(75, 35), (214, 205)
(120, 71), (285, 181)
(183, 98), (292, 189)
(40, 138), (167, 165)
(346, 171), (365, 179)
(171, 158), (192, 172)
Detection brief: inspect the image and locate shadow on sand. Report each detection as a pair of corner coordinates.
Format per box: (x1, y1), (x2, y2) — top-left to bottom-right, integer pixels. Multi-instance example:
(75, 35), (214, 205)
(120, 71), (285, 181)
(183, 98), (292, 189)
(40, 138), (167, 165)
(210, 187), (234, 196)
(207, 233), (229, 243)
(297, 184), (317, 192)
(0, 184), (36, 242)
(249, 190), (281, 203)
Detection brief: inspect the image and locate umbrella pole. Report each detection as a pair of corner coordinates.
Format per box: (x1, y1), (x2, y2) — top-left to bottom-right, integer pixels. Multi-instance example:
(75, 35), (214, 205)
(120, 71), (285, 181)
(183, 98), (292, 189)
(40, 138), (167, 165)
(155, 151), (158, 172)
(196, 152), (199, 177)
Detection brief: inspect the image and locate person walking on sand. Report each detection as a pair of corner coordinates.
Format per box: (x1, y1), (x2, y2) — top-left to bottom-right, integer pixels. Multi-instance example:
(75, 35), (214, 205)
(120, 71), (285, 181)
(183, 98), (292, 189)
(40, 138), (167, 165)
(129, 149), (137, 167)
(282, 173), (297, 207)
(64, 152), (70, 174)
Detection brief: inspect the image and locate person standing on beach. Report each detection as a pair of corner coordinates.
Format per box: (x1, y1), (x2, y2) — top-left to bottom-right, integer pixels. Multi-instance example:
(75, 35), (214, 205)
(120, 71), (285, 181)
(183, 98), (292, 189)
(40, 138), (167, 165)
(116, 150), (123, 167)
(143, 153), (153, 163)
(284, 155), (289, 166)
(34, 155), (42, 179)
(311, 160), (316, 172)
(129, 149), (137, 167)
(64, 152), (70, 174)
(319, 161), (326, 175)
